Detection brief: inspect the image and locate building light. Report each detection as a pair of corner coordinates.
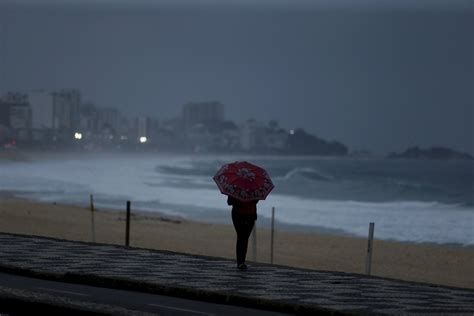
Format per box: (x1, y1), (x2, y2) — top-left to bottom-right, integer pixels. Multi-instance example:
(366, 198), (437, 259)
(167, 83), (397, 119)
(289, 129), (295, 135)
(139, 136), (147, 143)
(74, 132), (83, 140)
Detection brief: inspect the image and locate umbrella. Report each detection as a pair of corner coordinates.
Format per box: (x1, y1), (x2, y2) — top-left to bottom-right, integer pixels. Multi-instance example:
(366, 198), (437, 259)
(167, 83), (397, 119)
(213, 161), (274, 202)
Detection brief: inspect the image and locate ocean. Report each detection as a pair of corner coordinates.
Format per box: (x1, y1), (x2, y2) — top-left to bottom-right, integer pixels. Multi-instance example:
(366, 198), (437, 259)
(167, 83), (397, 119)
(1, 153), (473, 246)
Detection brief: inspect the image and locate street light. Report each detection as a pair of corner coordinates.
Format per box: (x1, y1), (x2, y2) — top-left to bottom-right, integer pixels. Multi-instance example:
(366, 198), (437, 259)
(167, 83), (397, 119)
(74, 132), (83, 140)
(139, 136), (147, 143)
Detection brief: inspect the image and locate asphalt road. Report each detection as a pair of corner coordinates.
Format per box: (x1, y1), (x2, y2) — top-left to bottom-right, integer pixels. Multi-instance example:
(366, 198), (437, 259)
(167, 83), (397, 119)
(0, 272), (291, 315)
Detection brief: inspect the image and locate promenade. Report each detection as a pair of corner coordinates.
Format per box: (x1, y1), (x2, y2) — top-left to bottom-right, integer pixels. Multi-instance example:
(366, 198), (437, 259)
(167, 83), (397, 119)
(0, 233), (473, 315)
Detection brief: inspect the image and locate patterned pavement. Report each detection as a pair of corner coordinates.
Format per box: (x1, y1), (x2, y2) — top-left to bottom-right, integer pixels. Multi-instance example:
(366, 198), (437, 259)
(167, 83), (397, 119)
(0, 233), (473, 315)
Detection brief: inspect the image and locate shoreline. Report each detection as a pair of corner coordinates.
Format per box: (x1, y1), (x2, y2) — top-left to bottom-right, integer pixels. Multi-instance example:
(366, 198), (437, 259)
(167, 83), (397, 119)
(1, 193), (473, 289)
(2, 148), (474, 164)
(3, 189), (473, 249)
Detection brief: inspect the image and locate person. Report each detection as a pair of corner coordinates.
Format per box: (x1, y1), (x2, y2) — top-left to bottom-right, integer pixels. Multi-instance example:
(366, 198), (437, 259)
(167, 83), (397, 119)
(227, 196), (258, 271)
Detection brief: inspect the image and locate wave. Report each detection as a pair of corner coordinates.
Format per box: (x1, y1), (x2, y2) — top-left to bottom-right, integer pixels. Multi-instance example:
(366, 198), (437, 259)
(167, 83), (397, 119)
(260, 196), (474, 246)
(157, 166), (211, 177)
(277, 167), (335, 182)
(1, 154), (473, 245)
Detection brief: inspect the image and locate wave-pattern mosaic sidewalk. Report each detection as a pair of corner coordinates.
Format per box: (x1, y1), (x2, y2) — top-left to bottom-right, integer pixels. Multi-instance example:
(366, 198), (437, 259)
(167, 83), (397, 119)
(0, 233), (473, 315)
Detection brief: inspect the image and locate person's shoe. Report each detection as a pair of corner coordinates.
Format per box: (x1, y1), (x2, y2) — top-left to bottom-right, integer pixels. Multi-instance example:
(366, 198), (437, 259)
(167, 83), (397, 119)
(237, 263), (247, 271)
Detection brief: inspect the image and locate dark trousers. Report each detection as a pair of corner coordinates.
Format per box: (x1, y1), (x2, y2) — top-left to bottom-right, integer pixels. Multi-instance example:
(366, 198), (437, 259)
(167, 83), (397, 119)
(231, 211), (256, 265)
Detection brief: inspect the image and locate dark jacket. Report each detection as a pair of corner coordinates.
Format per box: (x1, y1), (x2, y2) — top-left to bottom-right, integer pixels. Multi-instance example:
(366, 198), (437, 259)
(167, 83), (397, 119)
(227, 196), (258, 219)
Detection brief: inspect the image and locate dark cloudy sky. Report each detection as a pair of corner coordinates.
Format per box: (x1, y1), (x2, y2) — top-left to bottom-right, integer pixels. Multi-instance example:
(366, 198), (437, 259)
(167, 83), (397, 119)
(1, 0), (472, 154)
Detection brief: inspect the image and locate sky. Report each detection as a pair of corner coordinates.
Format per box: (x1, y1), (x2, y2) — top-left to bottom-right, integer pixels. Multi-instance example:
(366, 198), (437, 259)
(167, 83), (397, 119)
(0, 0), (473, 154)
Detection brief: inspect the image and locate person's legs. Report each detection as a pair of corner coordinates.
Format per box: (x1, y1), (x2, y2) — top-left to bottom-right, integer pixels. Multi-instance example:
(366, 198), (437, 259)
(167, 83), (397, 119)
(238, 218), (255, 265)
(232, 213), (255, 267)
(231, 213), (244, 265)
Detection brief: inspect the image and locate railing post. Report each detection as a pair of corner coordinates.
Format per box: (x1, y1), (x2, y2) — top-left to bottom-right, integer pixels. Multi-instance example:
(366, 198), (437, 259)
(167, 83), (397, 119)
(125, 200), (131, 247)
(90, 194), (96, 242)
(270, 207), (275, 264)
(365, 222), (375, 275)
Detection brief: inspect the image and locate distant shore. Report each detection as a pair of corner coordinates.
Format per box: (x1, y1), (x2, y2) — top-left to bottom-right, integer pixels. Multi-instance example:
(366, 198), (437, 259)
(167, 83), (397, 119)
(0, 149), (31, 162)
(3, 148), (474, 165)
(1, 193), (473, 289)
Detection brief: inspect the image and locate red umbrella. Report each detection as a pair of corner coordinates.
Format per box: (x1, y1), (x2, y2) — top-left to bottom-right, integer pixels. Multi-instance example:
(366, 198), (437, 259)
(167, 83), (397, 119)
(213, 161), (274, 202)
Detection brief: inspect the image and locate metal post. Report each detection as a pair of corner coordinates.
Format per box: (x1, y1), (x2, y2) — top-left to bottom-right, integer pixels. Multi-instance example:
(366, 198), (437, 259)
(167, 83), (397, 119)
(90, 194), (96, 242)
(365, 222), (375, 275)
(252, 223), (257, 262)
(270, 207), (275, 264)
(125, 200), (131, 247)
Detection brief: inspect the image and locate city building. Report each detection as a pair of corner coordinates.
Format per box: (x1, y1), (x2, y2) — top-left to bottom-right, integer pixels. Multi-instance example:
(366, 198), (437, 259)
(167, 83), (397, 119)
(0, 92), (29, 128)
(263, 121), (289, 152)
(52, 89), (81, 131)
(182, 101), (224, 131)
(78, 103), (99, 133)
(240, 119), (264, 151)
(29, 90), (54, 129)
(116, 115), (133, 141)
(136, 116), (151, 142)
(2, 92), (32, 141)
(0, 95), (12, 128)
(98, 107), (119, 133)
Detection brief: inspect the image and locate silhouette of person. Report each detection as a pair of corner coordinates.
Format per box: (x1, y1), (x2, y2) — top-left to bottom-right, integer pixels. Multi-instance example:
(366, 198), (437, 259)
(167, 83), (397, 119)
(227, 196), (258, 270)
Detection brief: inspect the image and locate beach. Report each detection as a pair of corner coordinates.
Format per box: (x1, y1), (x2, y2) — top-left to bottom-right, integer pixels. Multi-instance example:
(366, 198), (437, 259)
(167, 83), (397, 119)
(1, 194), (473, 289)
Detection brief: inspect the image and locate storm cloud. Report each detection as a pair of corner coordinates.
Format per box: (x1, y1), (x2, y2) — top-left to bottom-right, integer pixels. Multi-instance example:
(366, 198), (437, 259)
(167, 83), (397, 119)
(0, 0), (472, 154)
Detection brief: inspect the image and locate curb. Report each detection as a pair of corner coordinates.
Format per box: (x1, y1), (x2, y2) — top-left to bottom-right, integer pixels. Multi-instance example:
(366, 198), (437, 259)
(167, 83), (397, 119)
(2, 232), (473, 315)
(0, 296), (109, 315)
(0, 263), (349, 316)
(2, 232), (473, 293)
(0, 284), (152, 315)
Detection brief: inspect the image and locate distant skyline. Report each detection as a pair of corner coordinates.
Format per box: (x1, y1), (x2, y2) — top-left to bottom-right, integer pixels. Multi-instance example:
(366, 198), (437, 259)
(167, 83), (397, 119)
(0, 0), (472, 154)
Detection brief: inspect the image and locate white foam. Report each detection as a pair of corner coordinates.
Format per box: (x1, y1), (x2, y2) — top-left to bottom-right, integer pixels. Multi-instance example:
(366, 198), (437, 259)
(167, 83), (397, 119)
(276, 167), (335, 181)
(1, 155), (473, 246)
(261, 196), (474, 245)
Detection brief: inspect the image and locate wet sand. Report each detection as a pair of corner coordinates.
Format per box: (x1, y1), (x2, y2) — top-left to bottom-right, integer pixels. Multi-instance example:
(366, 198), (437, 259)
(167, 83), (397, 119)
(0, 194), (473, 289)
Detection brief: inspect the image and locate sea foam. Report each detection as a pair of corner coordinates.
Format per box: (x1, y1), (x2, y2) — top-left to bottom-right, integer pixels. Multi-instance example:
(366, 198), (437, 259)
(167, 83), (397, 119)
(1, 154), (472, 246)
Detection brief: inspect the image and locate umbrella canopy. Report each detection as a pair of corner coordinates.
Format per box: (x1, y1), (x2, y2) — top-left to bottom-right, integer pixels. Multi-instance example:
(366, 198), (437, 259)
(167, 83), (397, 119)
(213, 161), (274, 202)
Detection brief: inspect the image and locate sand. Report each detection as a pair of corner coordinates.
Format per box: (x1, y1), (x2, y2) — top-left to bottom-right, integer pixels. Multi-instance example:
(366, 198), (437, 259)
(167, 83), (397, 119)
(0, 194), (473, 289)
